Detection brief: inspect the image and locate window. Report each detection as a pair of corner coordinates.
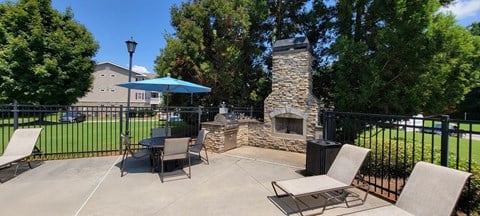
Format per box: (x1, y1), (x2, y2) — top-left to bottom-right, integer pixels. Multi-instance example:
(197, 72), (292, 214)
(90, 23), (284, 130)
(110, 74), (116, 77)
(135, 77), (144, 81)
(135, 92), (144, 100)
(100, 74), (105, 77)
(151, 92), (159, 98)
(110, 89), (115, 92)
(100, 88), (105, 92)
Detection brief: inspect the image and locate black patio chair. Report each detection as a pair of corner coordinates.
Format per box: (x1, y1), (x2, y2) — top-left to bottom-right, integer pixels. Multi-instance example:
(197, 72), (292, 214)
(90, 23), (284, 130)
(189, 129), (209, 164)
(159, 137), (191, 182)
(120, 134), (153, 177)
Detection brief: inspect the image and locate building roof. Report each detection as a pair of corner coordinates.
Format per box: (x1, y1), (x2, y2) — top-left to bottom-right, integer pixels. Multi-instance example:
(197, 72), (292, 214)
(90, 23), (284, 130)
(96, 62), (157, 78)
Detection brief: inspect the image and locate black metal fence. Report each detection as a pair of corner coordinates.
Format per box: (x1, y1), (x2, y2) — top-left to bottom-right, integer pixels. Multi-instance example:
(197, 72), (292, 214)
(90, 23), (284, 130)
(0, 104), (263, 160)
(3, 104), (477, 213)
(322, 111), (479, 214)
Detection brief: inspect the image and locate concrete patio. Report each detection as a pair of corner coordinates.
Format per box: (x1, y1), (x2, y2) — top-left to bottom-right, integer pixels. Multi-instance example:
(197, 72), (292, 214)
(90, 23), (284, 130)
(0, 146), (391, 216)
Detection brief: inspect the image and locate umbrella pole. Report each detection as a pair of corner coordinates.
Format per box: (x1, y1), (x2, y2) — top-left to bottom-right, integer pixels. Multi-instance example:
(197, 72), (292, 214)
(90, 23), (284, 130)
(166, 93), (169, 130)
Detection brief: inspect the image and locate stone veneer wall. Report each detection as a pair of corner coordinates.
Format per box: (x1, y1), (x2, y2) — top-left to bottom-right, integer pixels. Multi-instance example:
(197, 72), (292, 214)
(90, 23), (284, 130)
(202, 120), (259, 153)
(202, 119), (322, 153)
(202, 123), (227, 153)
(262, 49), (321, 153)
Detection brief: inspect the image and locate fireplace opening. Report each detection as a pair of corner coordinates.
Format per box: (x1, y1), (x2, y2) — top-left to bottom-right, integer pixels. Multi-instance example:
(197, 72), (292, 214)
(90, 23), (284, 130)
(274, 113), (303, 135)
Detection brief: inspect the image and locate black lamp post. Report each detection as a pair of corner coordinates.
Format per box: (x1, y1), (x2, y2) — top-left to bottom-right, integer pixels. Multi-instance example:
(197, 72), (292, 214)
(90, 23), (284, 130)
(125, 37), (137, 135)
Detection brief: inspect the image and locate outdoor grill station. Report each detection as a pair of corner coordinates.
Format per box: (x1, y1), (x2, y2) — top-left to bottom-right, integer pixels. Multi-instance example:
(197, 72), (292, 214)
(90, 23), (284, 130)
(201, 102), (240, 152)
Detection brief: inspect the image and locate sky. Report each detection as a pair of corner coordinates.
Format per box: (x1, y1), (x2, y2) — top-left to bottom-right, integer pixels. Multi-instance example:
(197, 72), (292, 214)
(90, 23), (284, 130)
(51, 0), (185, 74)
(46, 0), (480, 74)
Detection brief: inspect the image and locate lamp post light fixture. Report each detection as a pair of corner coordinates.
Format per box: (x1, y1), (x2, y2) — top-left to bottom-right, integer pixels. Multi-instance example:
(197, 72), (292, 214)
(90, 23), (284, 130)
(125, 37), (137, 136)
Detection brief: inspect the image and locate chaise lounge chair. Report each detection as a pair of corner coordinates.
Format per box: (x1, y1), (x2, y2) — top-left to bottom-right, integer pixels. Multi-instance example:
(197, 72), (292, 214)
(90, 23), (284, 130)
(347, 161), (472, 216)
(271, 144), (371, 215)
(0, 128), (43, 182)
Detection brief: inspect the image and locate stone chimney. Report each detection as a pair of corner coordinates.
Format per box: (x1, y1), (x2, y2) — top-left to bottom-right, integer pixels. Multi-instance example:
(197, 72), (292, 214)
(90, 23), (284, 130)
(263, 37), (322, 152)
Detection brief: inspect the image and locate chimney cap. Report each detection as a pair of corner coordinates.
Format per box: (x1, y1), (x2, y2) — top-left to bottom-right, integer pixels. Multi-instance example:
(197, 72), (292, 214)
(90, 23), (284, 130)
(273, 37), (309, 53)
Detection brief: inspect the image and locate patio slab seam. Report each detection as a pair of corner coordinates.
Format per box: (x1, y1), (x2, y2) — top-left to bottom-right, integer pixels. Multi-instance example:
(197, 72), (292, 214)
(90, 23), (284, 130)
(233, 159), (278, 193)
(74, 155), (122, 216)
(222, 152), (304, 170)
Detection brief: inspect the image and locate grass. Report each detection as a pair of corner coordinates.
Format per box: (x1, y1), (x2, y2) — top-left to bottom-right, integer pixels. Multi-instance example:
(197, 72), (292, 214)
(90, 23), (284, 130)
(359, 128), (480, 162)
(0, 115), (191, 156)
(422, 120), (480, 132)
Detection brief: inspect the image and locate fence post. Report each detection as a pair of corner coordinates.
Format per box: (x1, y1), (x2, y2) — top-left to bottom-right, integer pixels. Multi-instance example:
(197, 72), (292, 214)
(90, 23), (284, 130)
(323, 110), (328, 140)
(440, 115), (449, 167)
(197, 105), (203, 131)
(119, 105), (123, 154)
(323, 111), (336, 141)
(13, 101), (19, 130)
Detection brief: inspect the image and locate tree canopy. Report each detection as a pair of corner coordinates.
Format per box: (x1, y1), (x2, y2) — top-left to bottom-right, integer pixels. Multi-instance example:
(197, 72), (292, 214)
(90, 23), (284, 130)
(157, 0), (480, 115)
(0, 0), (99, 105)
(453, 22), (480, 119)
(319, 0), (480, 115)
(155, 0), (254, 106)
(154, 0), (308, 107)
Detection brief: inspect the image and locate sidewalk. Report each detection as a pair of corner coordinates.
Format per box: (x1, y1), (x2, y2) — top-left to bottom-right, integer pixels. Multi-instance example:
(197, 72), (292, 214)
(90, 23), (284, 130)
(0, 146), (390, 216)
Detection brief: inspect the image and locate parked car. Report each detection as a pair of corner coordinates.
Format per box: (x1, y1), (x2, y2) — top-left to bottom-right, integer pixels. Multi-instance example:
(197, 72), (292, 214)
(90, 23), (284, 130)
(422, 123), (457, 136)
(59, 112), (86, 123)
(168, 115), (181, 122)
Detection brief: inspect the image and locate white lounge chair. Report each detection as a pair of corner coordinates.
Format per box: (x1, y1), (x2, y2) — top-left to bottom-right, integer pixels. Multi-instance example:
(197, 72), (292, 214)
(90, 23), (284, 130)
(271, 144), (371, 215)
(0, 128), (43, 181)
(347, 161), (472, 216)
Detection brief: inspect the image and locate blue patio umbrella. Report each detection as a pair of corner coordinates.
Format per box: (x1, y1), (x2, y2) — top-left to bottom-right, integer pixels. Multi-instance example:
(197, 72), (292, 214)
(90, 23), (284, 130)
(117, 74), (211, 130)
(118, 74), (211, 94)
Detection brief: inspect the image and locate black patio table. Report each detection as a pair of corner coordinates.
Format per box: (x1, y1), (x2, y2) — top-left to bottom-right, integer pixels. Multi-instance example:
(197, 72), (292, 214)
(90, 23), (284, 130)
(139, 137), (165, 149)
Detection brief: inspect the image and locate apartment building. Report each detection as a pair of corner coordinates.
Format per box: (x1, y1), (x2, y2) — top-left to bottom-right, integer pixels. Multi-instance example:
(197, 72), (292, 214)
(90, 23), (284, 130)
(76, 62), (161, 108)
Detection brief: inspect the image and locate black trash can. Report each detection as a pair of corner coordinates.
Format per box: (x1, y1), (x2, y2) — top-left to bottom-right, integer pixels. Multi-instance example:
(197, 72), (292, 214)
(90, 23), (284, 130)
(306, 139), (341, 175)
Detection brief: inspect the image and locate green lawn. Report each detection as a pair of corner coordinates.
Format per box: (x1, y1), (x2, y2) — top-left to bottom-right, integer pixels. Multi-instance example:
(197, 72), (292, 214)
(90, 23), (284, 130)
(0, 116), (190, 156)
(422, 120), (480, 132)
(359, 128), (480, 162)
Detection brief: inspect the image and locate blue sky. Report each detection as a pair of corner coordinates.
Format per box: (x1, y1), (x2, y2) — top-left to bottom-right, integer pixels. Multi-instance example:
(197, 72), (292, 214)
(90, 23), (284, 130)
(48, 0), (480, 74)
(52, 0), (185, 74)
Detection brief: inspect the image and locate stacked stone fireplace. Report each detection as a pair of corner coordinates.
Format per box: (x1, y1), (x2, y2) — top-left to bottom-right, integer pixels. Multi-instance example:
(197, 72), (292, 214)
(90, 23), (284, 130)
(202, 37), (322, 153)
(263, 37), (322, 152)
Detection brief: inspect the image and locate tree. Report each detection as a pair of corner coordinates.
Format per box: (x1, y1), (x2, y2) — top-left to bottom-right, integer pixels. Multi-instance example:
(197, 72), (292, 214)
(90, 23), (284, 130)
(469, 22), (480, 36)
(267, 0), (308, 42)
(425, 15), (480, 113)
(155, 0), (311, 107)
(0, 0), (99, 105)
(453, 22), (480, 119)
(155, 0), (265, 107)
(327, 0), (480, 115)
(302, 0), (335, 106)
